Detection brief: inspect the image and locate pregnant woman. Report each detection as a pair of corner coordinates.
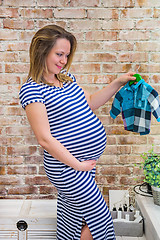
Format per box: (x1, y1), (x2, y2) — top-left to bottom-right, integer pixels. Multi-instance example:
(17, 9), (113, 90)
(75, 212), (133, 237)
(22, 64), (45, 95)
(19, 25), (136, 240)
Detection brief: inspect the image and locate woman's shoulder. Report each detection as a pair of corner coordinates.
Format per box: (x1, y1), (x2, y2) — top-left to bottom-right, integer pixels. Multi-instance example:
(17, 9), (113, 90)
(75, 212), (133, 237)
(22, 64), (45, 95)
(20, 78), (41, 89)
(19, 78), (45, 109)
(20, 78), (46, 97)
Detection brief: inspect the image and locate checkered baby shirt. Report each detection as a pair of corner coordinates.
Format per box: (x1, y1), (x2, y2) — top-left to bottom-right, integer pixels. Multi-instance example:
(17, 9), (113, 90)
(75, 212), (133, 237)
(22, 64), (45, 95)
(110, 79), (160, 135)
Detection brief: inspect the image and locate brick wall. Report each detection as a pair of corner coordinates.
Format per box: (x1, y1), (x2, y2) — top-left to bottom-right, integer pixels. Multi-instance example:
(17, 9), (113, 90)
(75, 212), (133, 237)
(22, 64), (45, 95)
(0, 0), (160, 203)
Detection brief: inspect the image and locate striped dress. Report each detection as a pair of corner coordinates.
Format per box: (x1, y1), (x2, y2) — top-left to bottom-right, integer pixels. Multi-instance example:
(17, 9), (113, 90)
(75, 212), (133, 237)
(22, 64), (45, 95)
(19, 73), (115, 240)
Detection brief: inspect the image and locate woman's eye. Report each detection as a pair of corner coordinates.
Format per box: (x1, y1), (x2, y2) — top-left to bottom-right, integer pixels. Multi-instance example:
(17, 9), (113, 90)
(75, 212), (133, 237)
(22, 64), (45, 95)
(56, 53), (62, 57)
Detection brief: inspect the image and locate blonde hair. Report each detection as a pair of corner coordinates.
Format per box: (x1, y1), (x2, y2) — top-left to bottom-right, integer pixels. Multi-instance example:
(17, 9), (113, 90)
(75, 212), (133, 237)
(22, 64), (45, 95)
(28, 25), (77, 84)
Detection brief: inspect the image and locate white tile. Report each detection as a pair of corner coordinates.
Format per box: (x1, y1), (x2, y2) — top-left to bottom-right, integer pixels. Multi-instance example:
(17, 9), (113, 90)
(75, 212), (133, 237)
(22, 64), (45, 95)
(116, 237), (122, 240)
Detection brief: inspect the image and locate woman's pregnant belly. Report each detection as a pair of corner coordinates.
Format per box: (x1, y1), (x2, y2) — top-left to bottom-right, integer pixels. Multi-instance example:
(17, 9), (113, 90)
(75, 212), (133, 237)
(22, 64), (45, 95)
(51, 114), (107, 161)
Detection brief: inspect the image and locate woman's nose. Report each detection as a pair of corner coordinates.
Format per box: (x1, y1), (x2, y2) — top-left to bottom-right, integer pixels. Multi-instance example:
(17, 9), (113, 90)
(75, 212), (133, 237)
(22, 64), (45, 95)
(60, 56), (67, 64)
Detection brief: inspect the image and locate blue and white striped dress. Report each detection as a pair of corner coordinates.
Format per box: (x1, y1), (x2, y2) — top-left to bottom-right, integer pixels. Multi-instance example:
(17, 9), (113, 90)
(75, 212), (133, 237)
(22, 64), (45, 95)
(19, 73), (115, 240)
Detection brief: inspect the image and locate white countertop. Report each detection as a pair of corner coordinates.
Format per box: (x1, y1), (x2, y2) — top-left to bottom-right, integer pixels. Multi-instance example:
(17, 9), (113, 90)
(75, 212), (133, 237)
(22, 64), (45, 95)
(136, 195), (160, 240)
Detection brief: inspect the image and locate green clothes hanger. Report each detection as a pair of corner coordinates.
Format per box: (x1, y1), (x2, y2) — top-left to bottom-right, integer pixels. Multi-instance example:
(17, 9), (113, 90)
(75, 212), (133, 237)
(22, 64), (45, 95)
(129, 73), (142, 86)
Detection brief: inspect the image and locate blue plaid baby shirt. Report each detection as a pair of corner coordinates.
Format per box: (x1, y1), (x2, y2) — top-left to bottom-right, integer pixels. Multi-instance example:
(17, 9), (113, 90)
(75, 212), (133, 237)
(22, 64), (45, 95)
(110, 79), (160, 135)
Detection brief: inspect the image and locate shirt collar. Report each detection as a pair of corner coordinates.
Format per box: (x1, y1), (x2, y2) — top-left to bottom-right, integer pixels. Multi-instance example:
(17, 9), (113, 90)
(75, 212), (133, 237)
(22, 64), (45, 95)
(125, 79), (145, 91)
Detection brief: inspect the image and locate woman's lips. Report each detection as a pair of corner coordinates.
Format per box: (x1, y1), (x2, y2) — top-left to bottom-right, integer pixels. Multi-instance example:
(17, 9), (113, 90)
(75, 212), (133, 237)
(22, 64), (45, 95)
(57, 65), (62, 69)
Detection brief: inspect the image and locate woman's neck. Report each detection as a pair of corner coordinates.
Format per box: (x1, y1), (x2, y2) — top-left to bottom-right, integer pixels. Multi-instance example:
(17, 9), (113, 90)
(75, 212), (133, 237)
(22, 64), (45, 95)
(42, 73), (62, 87)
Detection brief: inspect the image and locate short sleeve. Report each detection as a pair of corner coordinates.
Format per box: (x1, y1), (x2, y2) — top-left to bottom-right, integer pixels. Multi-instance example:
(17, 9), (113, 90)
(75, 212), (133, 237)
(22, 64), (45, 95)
(19, 81), (45, 109)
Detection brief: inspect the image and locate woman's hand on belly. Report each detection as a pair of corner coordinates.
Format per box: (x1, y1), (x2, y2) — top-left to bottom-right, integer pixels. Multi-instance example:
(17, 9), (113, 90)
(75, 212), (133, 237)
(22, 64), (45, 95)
(76, 160), (96, 171)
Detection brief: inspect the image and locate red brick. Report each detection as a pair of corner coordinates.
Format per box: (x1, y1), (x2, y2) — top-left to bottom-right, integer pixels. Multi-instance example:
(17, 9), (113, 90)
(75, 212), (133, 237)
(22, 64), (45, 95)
(120, 176), (143, 185)
(19, 31), (35, 41)
(77, 41), (101, 52)
(7, 146), (37, 156)
(86, 31), (117, 41)
(25, 176), (51, 185)
(132, 145), (151, 154)
(8, 186), (38, 195)
(0, 8), (19, 17)
(0, 29), (18, 40)
(20, 9), (53, 18)
(0, 176), (23, 185)
(70, 0), (99, 7)
(102, 20), (134, 30)
(6, 126), (32, 135)
(3, 0), (36, 7)
(0, 52), (19, 62)
(5, 63), (29, 73)
(148, 135), (160, 145)
(24, 156), (42, 164)
(118, 155), (143, 164)
(118, 52), (148, 62)
(102, 63), (132, 73)
(5, 106), (23, 116)
(121, 8), (152, 18)
(24, 136), (38, 145)
(136, 19), (160, 29)
(87, 9), (118, 19)
(86, 53), (117, 62)
(54, 9), (86, 18)
(70, 20), (102, 30)
(136, 42), (160, 52)
(3, 19), (34, 29)
(98, 155), (118, 165)
(37, 0), (68, 7)
(103, 0), (134, 7)
(6, 42), (30, 51)
(108, 145), (131, 155)
(117, 136), (147, 145)
(119, 31), (149, 41)
(101, 165), (131, 175)
(71, 63), (100, 73)
(0, 156), (24, 165)
(7, 166), (37, 175)
(135, 0), (160, 7)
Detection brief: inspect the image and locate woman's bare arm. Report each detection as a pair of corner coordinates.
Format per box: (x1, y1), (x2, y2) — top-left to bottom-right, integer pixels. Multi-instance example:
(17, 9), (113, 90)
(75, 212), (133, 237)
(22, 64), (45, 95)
(82, 72), (136, 111)
(25, 102), (96, 171)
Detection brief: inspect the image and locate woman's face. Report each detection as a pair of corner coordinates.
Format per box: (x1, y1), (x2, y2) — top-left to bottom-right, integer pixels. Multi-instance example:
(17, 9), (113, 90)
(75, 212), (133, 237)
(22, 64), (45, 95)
(45, 38), (71, 75)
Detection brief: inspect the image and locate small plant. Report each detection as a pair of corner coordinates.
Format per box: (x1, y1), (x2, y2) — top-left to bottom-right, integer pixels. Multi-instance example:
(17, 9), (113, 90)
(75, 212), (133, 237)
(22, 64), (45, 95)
(140, 147), (160, 188)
